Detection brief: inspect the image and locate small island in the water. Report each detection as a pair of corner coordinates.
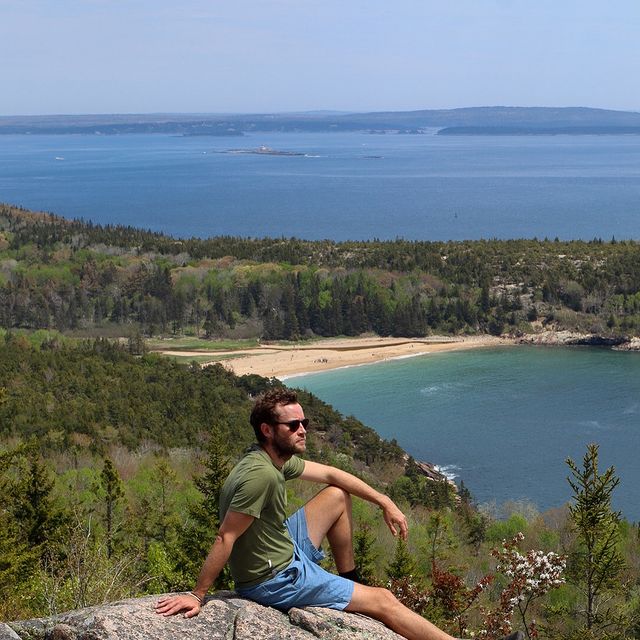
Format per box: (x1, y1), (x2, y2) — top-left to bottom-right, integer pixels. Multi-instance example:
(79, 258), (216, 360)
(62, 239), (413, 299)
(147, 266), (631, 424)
(224, 145), (305, 156)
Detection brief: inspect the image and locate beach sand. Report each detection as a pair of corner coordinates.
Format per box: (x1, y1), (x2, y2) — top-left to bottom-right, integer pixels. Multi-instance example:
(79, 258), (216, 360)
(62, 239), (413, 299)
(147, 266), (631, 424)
(161, 335), (513, 379)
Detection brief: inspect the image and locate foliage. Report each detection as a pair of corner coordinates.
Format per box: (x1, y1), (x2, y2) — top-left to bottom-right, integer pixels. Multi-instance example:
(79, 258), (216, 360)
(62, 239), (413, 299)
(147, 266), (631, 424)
(9, 448), (67, 555)
(421, 511), (458, 568)
(386, 538), (418, 580)
(353, 521), (379, 585)
(486, 513), (530, 543)
(480, 533), (566, 640)
(566, 444), (626, 634)
(387, 575), (430, 615)
(0, 446), (39, 619)
(387, 534), (565, 639)
(0, 318), (638, 636)
(0, 335), (254, 452)
(427, 562), (492, 638)
(172, 431), (233, 591)
(34, 512), (142, 615)
(2, 205), (640, 341)
(99, 457), (124, 558)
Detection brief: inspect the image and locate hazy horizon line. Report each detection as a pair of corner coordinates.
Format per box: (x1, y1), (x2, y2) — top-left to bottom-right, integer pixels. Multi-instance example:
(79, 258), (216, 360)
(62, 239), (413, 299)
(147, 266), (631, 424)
(2, 104), (640, 119)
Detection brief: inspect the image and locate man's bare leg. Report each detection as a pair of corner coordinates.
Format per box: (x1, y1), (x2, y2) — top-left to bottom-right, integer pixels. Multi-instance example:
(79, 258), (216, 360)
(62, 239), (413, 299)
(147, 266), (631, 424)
(303, 488), (456, 639)
(303, 485), (355, 573)
(347, 583), (455, 640)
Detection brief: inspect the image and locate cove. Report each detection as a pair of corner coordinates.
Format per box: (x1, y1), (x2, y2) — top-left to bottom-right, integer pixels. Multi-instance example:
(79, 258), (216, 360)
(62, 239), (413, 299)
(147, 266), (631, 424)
(288, 346), (640, 520)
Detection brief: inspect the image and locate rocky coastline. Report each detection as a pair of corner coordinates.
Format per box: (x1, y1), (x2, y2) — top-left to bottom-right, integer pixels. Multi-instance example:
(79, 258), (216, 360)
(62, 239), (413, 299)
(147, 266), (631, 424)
(513, 330), (640, 351)
(414, 459), (456, 486)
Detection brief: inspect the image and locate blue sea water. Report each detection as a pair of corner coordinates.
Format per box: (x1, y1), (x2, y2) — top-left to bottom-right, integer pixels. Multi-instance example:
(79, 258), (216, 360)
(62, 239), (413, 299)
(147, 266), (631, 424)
(288, 346), (640, 521)
(1, 131), (640, 240)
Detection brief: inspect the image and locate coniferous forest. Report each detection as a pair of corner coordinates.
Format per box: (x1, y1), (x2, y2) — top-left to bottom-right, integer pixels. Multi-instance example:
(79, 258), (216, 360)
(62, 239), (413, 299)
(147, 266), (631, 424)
(1, 205), (640, 637)
(2, 205), (640, 340)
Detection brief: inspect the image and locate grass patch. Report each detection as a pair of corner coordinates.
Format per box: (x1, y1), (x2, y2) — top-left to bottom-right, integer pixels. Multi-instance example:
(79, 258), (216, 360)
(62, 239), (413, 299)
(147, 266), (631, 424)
(145, 337), (260, 351)
(0, 328), (73, 348)
(163, 353), (250, 365)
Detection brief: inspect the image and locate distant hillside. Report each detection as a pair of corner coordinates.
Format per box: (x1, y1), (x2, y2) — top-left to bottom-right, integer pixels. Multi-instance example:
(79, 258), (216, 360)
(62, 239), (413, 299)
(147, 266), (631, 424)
(2, 106), (640, 135)
(438, 125), (640, 136)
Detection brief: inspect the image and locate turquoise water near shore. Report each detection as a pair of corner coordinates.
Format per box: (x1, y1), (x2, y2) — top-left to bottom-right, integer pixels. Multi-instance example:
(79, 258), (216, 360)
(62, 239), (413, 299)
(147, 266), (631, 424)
(288, 346), (640, 521)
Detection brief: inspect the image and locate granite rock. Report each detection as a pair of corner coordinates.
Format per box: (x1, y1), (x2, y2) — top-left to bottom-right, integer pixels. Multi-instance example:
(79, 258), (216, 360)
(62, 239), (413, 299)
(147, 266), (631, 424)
(516, 330), (629, 348)
(2, 592), (404, 640)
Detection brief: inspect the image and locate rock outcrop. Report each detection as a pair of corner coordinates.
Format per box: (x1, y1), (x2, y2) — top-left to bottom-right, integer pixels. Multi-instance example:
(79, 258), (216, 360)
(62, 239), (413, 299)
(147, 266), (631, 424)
(613, 337), (640, 352)
(0, 592), (403, 640)
(414, 460), (451, 484)
(516, 330), (631, 348)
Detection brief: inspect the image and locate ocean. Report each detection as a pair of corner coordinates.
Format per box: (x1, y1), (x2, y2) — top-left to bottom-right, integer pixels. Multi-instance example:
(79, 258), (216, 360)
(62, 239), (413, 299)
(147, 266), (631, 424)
(288, 346), (640, 521)
(1, 131), (640, 241)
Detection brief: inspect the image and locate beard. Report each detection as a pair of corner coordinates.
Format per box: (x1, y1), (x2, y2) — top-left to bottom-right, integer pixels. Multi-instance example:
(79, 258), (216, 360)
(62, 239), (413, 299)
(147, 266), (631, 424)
(272, 430), (306, 458)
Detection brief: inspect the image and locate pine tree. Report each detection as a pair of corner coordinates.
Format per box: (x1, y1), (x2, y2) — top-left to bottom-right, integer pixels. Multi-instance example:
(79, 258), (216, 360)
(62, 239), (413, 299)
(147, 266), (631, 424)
(152, 457), (178, 545)
(0, 447), (37, 615)
(193, 432), (230, 522)
(353, 522), (378, 585)
(11, 449), (66, 554)
(386, 538), (417, 580)
(174, 430), (233, 590)
(100, 457), (124, 559)
(566, 443), (625, 631)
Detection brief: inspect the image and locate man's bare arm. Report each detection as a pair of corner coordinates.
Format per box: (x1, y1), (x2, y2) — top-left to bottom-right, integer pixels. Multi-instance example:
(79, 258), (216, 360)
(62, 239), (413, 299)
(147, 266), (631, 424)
(154, 510), (254, 617)
(300, 460), (408, 540)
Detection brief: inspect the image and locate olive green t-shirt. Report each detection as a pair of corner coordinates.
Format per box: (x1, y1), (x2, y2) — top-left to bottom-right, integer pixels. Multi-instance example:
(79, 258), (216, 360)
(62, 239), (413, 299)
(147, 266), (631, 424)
(219, 445), (305, 589)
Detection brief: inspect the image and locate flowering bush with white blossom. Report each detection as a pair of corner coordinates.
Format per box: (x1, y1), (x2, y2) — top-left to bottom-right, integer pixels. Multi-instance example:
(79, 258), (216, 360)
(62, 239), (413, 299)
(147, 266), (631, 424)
(480, 532), (566, 639)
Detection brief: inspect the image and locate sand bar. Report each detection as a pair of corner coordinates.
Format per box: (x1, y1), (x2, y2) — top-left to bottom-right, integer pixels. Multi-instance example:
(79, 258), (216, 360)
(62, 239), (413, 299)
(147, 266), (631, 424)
(160, 335), (513, 379)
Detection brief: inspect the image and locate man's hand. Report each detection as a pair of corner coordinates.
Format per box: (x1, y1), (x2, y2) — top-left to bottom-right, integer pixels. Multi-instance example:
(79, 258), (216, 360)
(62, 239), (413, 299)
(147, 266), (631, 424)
(154, 511), (254, 621)
(300, 460), (410, 540)
(154, 593), (202, 618)
(381, 499), (409, 540)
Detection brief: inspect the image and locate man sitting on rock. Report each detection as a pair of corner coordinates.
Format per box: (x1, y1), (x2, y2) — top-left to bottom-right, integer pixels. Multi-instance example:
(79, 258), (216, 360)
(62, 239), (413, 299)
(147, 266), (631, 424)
(155, 388), (522, 640)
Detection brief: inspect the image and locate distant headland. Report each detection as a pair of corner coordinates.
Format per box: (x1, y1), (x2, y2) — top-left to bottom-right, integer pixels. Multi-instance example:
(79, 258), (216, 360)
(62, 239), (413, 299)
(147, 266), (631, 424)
(2, 106), (640, 136)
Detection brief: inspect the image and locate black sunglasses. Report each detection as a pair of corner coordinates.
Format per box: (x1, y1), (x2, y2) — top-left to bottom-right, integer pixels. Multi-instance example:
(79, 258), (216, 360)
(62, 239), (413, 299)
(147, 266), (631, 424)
(271, 418), (309, 431)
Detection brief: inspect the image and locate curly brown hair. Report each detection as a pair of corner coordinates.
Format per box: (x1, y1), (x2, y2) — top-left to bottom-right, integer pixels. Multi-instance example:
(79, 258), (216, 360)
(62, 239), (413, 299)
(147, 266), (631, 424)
(250, 388), (299, 443)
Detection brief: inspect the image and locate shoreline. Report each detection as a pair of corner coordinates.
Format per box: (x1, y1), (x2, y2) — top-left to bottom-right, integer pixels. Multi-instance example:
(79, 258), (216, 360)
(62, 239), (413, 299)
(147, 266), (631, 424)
(187, 335), (514, 379)
(155, 330), (640, 380)
(278, 349), (434, 381)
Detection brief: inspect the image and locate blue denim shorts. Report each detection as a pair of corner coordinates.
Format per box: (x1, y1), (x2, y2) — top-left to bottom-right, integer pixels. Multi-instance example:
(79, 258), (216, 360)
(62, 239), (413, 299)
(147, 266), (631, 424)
(236, 507), (355, 611)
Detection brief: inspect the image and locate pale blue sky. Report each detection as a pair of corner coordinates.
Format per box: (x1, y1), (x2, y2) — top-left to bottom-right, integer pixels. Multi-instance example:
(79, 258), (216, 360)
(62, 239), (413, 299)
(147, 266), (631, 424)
(2, 0), (639, 115)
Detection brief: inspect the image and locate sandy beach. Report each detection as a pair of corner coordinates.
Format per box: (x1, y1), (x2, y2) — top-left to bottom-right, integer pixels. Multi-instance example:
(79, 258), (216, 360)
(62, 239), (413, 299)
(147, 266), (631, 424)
(161, 335), (513, 379)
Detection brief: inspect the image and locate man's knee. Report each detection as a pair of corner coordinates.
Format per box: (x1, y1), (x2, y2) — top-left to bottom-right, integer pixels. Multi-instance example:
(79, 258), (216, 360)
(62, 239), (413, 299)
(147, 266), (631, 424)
(373, 587), (400, 614)
(325, 485), (351, 506)
(347, 584), (400, 618)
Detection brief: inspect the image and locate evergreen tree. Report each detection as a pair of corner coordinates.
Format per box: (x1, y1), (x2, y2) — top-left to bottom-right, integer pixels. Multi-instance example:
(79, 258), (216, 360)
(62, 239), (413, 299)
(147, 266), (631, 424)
(174, 430), (233, 590)
(152, 457), (178, 544)
(203, 308), (221, 338)
(0, 447), (37, 616)
(127, 329), (146, 356)
(353, 522), (379, 585)
(566, 443), (626, 631)
(11, 449), (66, 555)
(423, 511), (457, 569)
(386, 538), (417, 580)
(0, 515), (34, 617)
(99, 457), (124, 559)
(194, 432), (230, 521)
(281, 285), (299, 340)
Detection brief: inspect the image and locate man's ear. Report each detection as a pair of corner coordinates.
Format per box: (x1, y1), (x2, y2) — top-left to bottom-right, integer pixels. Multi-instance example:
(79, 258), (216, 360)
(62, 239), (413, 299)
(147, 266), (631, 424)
(260, 422), (272, 441)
